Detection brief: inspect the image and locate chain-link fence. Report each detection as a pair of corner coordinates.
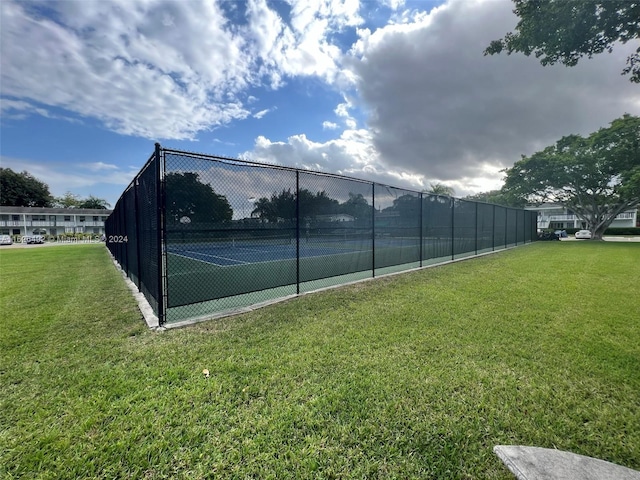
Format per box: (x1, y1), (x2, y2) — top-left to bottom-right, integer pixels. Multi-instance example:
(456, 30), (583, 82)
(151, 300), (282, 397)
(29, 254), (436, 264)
(106, 148), (163, 320)
(107, 145), (538, 326)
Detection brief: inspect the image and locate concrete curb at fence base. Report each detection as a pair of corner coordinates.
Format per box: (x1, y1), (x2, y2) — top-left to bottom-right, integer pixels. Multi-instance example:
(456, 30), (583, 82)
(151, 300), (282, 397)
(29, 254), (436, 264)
(108, 250), (159, 329)
(494, 445), (640, 480)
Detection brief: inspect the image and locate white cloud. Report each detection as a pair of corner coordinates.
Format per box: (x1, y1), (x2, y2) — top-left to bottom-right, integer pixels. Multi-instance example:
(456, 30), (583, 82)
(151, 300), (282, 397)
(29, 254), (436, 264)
(253, 108), (273, 119)
(0, 155), (138, 205)
(237, 0), (639, 198)
(241, 128), (428, 191)
(333, 97), (359, 128)
(383, 0), (406, 11)
(3, 0), (639, 202)
(0, 0), (363, 140)
(0, 98), (81, 123)
(84, 162), (120, 172)
(345, 118), (357, 129)
(0, 0), (255, 139)
(344, 0), (640, 185)
(334, 101), (351, 117)
(245, 0), (363, 86)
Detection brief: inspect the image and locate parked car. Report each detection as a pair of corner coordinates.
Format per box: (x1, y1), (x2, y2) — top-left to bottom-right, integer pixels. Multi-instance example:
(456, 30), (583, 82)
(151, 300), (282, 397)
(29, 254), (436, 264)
(554, 230), (568, 238)
(0, 235), (13, 245)
(538, 231), (560, 241)
(575, 230), (592, 239)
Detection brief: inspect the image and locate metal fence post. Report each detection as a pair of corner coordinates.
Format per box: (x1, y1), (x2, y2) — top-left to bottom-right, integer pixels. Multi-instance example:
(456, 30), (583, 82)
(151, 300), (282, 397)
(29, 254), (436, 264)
(451, 198), (455, 261)
(296, 171), (300, 295)
(492, 204), (495, 251)
(475, 202), (478, 255)
(372, 184), (376, 278)
(155, 142), (166, 326)
(419, 192), (423, 268)
(504, 208), (508, 248)
(134, 177), (142, 289)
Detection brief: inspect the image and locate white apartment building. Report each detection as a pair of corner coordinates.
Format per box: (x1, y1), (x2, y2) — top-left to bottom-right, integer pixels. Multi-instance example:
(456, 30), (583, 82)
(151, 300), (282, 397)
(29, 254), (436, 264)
(526, 203), (638, 230)
(0, 206), (112, 237)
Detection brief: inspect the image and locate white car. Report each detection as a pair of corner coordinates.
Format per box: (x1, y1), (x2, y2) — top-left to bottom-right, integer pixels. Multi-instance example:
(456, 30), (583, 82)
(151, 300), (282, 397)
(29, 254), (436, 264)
(575, 230), (592, 239)
(0, 234), (12, 245)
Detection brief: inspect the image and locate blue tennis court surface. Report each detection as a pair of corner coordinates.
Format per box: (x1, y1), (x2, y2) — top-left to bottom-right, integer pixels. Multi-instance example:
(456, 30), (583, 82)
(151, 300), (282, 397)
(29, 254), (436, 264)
(167, 237), (423, 267)
(167, 243), (299, 266)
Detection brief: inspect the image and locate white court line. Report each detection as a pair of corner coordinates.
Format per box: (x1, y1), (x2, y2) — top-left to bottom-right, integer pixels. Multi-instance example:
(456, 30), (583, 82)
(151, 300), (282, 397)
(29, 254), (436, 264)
(168, 250), (250, 266)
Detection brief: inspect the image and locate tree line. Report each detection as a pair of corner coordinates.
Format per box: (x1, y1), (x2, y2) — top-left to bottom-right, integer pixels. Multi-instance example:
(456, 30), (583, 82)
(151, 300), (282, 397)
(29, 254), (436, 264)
(165, 171), (376, 226)
(484, 0), (639, 238)
(5, 113), (638, 241)
(0, 168), (111, 209)
(250, 190), (374, 223)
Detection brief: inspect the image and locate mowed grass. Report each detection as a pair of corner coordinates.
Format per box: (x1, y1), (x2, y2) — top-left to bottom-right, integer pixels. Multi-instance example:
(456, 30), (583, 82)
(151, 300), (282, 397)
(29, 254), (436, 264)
(1, 242), (639, 479)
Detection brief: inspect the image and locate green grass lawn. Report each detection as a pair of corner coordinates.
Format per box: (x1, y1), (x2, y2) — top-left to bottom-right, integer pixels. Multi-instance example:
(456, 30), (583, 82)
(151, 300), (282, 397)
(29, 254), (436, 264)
(1, 242), (639, 479)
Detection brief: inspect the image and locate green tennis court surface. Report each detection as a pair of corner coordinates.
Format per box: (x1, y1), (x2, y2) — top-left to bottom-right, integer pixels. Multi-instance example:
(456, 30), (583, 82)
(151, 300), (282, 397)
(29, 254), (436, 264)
(166, 236), (459, 310)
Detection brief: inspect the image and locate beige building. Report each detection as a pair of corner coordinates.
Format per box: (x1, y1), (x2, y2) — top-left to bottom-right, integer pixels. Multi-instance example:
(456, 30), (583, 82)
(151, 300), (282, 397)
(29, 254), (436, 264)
(0, 206), (112, 237)
(526, 203), (637, 230)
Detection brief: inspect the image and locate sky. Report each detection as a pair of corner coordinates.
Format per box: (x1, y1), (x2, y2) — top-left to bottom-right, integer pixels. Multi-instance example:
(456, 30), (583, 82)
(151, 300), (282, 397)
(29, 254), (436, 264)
(1, 0), (639, 209)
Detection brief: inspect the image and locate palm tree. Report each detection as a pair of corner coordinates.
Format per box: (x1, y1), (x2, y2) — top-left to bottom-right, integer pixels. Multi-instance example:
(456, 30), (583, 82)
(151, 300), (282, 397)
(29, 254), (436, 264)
(425, 182), (455, 197)
(78, 195), (111, 209)
(251, 197), (276, 222)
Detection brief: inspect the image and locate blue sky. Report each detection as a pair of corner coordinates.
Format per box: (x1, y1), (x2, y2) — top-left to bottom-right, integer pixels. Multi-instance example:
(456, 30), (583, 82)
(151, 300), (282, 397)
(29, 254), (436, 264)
(2, 0), (639, 208)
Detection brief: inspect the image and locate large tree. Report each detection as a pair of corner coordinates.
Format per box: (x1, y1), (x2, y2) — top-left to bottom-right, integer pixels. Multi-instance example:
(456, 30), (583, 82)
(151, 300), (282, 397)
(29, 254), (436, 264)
(52, 192), (81, 209)
(78, 195), (111, 209)
(340, 192), (373, 221)
(299, 189), (340, 218)
(165, 172), (232, 224)
(501, 114), (640, 239)
(0, 168), (52, 207)
(485, 0), (640, 82)
(425, 182), (455, 196)
(252, 189), (296, 223)
(251, 189), (340, 223)
(464, 190), (524, 208)
(387, 193), (421, 225)
(52, 192), (110, 209)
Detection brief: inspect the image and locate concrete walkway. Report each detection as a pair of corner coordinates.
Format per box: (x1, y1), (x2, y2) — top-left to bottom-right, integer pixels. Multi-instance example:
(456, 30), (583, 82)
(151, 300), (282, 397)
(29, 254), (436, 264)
(494, 445), (640, 480)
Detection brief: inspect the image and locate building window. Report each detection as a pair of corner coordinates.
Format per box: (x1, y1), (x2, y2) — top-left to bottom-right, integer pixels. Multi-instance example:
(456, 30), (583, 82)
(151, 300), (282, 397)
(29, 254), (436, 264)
(93, 216), (99, 221)
(79, 216), (85, 222)
(12, 215), (19, 221)
(550, 222), (567, 229)
(32, 215), (46, 221)
(64, 216), (71, 221)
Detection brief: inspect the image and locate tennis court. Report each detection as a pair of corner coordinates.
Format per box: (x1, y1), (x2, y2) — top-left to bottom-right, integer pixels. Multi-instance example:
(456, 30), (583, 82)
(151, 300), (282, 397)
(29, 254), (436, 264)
(165, 233), (451, 308)
(166, 233), (432, 267)
(106, 145), (537, 325)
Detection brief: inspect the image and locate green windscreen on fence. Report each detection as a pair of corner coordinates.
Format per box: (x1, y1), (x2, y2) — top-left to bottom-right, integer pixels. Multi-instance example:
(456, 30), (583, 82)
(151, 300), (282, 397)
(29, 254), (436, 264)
(299, 172), (374, 286)
(106, 153), (161, 317)
(106, 146), (538, 325)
